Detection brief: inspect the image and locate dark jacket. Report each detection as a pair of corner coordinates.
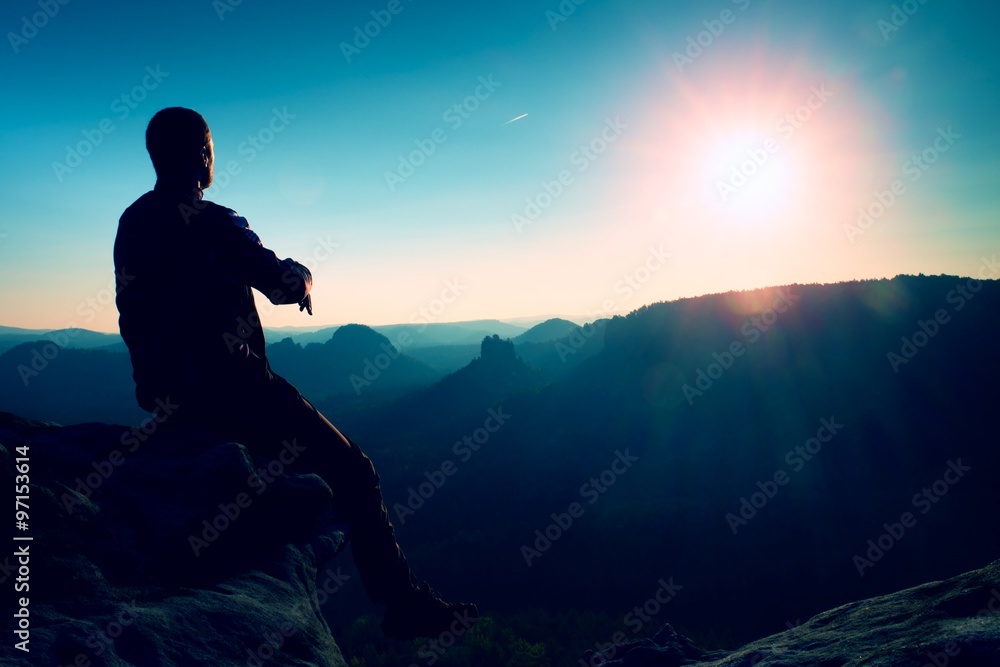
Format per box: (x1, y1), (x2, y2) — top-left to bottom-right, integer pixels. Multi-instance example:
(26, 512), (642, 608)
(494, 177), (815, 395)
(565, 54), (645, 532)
(114, 183), (311, 412)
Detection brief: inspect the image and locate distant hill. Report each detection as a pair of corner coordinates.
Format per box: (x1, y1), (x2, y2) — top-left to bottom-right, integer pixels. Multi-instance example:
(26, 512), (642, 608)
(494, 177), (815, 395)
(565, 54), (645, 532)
(514, 318), (608, 376)
(0, 324), (449, 424)
(404, 343), (482, 374)
(0, 327), (123, 355)
(265, 324), (444, 404)
(0, 341), (146, 425)
(373, 319), (527, 348)
(263, 320), (532, 374)
(335, 334), (544, 447)
(259, 320), (528, 348)
(513, 318), (581, 344)
(264, 326), (340, 346)
(0, 320), (532, 355)
(0, 325), (36, 335)
(400, 320), (607, 375)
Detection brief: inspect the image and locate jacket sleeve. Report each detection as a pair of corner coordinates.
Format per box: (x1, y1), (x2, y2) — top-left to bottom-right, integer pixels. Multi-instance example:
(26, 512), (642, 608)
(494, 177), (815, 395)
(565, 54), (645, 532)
(218, 208), (312, 305)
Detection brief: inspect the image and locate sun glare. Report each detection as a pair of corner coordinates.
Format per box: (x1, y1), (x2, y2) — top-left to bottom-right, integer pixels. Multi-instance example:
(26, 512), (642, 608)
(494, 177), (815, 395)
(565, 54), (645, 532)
(622, 46), (892, 246)
(700, 129), (802, 223)
(608, 44), (903, 299)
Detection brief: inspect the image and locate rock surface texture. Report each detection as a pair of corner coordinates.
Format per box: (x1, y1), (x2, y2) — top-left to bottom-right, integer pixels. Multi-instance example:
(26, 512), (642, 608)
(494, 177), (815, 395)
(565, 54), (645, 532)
(584, 560), (1000, 666)
(0, 412), (349, 667)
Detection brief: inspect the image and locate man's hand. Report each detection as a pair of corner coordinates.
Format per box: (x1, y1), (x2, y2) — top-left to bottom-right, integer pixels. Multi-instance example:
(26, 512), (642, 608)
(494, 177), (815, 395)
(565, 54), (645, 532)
(299, 294), (313, 316)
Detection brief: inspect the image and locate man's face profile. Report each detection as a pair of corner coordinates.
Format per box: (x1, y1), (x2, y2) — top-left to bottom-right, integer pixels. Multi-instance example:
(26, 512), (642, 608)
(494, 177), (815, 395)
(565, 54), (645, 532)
(200, 134), (214, 190)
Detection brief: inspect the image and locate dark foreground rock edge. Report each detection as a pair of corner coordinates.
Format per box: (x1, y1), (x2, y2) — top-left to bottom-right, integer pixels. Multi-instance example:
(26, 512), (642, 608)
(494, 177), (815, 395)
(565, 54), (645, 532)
(0, 412), (349, 667)
(585, 560), (1000, 666)
(2, 410), (998, 667)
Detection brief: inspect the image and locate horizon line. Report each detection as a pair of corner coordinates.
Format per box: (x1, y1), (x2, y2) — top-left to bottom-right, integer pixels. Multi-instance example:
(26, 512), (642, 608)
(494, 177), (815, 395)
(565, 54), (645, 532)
(1, 272), (984, 335)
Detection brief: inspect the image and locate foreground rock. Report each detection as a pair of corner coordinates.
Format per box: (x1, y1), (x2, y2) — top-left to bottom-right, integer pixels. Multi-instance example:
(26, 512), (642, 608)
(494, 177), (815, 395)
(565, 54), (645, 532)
(585, 560), (1000, 666)
(0, 412), (349, 667)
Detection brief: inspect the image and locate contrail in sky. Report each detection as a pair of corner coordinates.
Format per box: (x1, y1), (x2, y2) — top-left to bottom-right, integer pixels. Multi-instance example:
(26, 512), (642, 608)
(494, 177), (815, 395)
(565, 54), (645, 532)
(503, 113), (529, 125)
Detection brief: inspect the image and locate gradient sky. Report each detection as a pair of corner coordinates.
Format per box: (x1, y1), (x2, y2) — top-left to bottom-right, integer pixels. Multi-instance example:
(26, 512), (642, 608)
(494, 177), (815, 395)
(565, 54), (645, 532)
(2, 0), (998, 333)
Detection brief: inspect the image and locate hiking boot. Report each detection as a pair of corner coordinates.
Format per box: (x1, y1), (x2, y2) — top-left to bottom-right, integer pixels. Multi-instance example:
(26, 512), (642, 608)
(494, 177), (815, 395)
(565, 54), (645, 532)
(381, 583), (478, 641)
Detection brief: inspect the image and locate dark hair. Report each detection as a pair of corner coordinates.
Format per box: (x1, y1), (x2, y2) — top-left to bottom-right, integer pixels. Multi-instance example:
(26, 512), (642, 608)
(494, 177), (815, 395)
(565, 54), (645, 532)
(145, 107), (210, 178)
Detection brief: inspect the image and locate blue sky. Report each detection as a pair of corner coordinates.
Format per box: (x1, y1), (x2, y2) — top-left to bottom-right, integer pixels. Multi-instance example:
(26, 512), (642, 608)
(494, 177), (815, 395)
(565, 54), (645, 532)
(2, 0), (999, 332)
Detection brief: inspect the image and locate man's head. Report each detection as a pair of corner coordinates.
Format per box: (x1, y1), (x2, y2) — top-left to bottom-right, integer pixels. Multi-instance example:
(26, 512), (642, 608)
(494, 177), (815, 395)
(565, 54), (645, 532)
(146, 107), (213, 190)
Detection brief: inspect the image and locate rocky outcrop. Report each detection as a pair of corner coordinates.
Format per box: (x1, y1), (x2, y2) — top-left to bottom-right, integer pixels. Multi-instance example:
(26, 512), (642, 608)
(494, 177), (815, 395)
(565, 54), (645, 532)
(584, 560), (1000, 666)
(5, 408), (999, 667)
(0, 412), (349, 667)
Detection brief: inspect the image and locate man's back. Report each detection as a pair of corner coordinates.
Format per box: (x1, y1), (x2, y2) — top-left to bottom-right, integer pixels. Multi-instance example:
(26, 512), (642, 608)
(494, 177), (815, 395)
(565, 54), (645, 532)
(113, 106), (478, 640)
(114, 184), (309, 412)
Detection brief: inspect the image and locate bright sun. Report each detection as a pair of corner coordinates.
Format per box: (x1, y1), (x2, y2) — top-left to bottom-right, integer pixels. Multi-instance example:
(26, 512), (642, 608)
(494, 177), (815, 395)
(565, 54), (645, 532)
(629, 50), (876, 237)
(700, 130), (802, 223)
(614, 43), (898, 298)
(617, 42), (895, 265)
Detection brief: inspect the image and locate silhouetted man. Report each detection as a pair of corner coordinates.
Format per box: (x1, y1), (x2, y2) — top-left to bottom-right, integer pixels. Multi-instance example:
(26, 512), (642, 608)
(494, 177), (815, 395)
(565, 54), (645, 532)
(114, 106), (477, 641)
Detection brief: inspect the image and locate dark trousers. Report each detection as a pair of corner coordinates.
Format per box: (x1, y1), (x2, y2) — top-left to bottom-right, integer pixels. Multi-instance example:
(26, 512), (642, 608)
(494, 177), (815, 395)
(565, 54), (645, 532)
(172, 364), (417, 604)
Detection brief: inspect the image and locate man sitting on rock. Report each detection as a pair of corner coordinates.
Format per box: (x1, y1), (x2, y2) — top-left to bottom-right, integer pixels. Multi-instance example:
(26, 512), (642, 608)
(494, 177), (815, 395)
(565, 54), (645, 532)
(113, 106), (477, 641)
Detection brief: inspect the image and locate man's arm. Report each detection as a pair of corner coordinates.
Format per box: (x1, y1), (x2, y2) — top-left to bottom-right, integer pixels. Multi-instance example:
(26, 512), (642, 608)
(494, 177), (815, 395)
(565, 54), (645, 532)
(220, 209), (313, 308)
